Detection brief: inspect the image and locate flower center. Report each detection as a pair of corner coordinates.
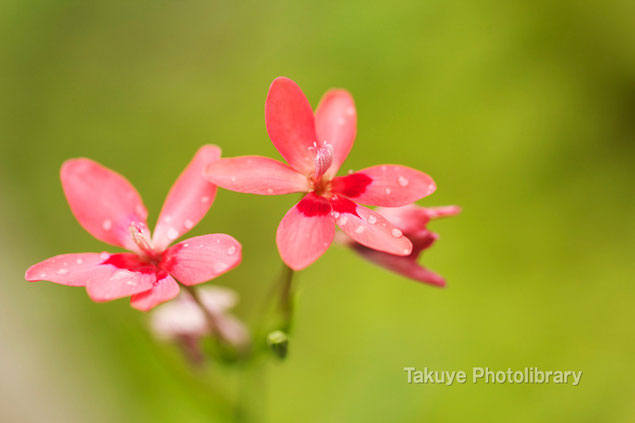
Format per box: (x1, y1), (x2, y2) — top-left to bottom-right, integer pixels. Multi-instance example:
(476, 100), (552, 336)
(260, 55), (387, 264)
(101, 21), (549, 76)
(129, 222), (160, 261)
(308, 141), (333, 182)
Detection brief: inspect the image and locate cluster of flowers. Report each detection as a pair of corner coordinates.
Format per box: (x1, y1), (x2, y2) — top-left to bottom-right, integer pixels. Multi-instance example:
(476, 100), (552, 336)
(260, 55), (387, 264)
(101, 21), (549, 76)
(25, 77), (458, 345)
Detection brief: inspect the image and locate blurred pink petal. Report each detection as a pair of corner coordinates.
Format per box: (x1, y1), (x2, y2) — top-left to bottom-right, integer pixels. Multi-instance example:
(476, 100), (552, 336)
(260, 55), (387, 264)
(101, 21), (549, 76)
(332, 196), (412, 256)
(276, 193), (335, 270)
(265, 77), (318, 173)
(205, 156), (309, 195)
(61, 158), (148, 254)
(353, 244), (446, 287)
(151, 286), (248, 348)
(315, 89), (357, 179)
(160, 234), (242, 285)
(331, 165), (436, 207)
(25, 253), (110, 286)
(130, 273), (180, 311)
(152, 145), (220, 252)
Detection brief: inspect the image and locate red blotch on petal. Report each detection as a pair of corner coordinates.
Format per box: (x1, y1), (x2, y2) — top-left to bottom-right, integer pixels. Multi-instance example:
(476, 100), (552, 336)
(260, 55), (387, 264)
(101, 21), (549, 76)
(296, 193), (332, 217)
(103, 253), (156, 275)
(330, 173), (372, 198)
(329, 195), (359, 216)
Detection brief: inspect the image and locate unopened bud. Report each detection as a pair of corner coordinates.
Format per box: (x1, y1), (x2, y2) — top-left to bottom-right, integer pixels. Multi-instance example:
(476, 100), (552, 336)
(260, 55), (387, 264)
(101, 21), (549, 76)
(266, 330), (289, 359)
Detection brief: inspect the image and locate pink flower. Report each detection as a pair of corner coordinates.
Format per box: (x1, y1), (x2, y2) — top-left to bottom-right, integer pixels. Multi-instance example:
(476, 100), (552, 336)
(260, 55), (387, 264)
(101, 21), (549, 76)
(205, 77), (437, 270)
(150, 286), (248, 349)
(339, 204), (460, 286)
(25, 146), (242, 311)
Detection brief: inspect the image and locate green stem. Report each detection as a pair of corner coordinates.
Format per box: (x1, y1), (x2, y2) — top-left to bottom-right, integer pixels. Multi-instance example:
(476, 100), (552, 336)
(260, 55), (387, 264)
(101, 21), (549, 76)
(278, 264), (295, 332)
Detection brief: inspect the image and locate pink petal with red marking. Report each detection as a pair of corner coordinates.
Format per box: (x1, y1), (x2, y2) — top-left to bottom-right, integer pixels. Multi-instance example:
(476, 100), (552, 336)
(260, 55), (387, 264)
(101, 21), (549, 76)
(130, 273), (180, 311)
(85, 253), (157, 302)
(25, 252), (111, 286)
(353, 245), (446, 287)
(276, 193), (335, 270)
(160, 234), (242, 285)
(265, 77), (318, 174)
(331, 197), (412, 256)
(61, 159), (148, 253)
(152, 145), (221, 252)
(331, 165), (436, 207)
(315, 89), (357, 178)
(205, 156), (309, 195)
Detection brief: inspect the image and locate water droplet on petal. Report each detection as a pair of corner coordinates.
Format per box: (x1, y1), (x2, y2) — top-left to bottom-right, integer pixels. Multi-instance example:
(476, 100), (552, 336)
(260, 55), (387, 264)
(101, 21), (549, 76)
(332, 211), (341, 219)
(398, 176), (409, 187)
(355, 226), (365, 234)
(99, 252), (109, 260)
(76, 258), (83, 264)
(385, 188), (392, 194)
(227, 245), (236, 255)
(184, 243), (189, 247)
(167, 228), (179, 240)
(345, 106), (355, 116)
(126, 279), (137, 286)
(231, 176), (237, 182)
(381, 166), (387, 171)
(391, 228), (403, 238)
(367, 215), (377, 224)
(338, 216), (348, 226)
(214, 262), (229, 273)
(184, 219), (194, 229)
(164, 215), (173, 223)
(337, 117), (346, 125)
(403, 248), (410, 254)
(267, 188), (274, 194)
(57, 268), (69, 275)
(102, 219), (112, 230)
(348, 169), (354, 175)
(39, 273), (46, 278)
(201, 196), (210, 203)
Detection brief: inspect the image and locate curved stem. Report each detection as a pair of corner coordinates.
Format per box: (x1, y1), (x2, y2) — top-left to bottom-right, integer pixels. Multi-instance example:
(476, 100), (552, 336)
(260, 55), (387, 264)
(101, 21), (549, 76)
(278, 264), (295, 332)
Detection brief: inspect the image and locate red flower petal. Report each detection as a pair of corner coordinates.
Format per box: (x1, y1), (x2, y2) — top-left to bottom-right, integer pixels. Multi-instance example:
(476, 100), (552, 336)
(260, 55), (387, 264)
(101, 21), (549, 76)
(61, 159), (148, 253)
(152, 145), (220, 252)
(25, 252), (110, 286)
(130, 273), (180, 311)
(315, 89), (357, 178)
(353, 245), (446, 287)
(331, 165), (436, 207)
(265, 77), (318, 174)
(205, 156), (310, 195)
(332, 197), (413, 256)
(160, 234), (242, 285)
(276, 193), (335, 270)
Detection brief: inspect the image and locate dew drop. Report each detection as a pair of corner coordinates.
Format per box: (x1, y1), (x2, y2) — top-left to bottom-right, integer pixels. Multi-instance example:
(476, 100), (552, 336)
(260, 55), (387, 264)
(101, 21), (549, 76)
(76, 258), (83, 264)
(231, 176), (237, 182)
(403, 248), (410, 254)
(348, 169), (354, 175)
(99, 252), (109, 260)
(355, 226), (365, 234)
(367, 215), (377, 224)
(381, 165), (387, 171)
(227, 245), (237, 255)
(57, 268), (69, 275)
(201, 196), (210, 203)
(391, 228), (403, 238)
(337, 117), (346, 125)
(63, 262), (68, 267)
(214, 263), (229, 273)
(398, 176), (409, 187)
(164, 215), (173, 223)
(102, 219), (112, 230)
(184, 243), (189, 248)
(167, 228), (179, 240)
(338, 216), (348, 226)
(126, 279), (137, 286)
(385, 188), (392, 194)
(39, 273), (46, 278)
(267, 188), (274, 194)
(345, 106), (355, 116)
(332, 211), (341, 219)
(184, 219), (194, 229)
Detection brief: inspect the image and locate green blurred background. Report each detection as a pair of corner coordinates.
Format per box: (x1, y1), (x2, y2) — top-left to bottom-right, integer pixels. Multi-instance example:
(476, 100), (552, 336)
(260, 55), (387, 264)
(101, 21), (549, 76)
(1, 0), (634, 422)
